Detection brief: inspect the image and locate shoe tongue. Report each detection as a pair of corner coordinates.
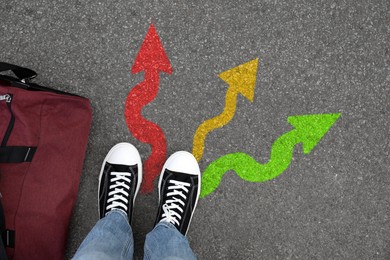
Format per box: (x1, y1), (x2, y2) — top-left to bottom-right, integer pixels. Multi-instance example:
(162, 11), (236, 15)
(108, 162), (137, 173)
(166, 169), (193, 183)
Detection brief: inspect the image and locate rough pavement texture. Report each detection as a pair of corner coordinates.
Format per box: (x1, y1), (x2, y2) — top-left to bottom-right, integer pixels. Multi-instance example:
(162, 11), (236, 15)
(1, 0), (389, 259)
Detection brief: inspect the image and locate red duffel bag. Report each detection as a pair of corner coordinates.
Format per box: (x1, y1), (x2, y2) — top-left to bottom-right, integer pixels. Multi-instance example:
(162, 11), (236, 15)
(0, 62), (92, 259)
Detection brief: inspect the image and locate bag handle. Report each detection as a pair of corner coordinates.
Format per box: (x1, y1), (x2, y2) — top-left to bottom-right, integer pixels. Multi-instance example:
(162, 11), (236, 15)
(0, 62), (79, 97)
(0, 62), (37, 82)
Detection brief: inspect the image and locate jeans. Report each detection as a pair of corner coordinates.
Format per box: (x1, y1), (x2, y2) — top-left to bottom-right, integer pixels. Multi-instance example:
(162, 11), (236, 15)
(72, 210), (196, 260)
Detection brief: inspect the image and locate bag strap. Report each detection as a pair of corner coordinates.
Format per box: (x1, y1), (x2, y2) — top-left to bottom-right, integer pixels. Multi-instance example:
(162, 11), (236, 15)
(0, 147), (36, 163)
(1, 94), (14, 147)
(0, 62), (37, 83)
(0, 198), (8, 259)
(0, 93), (37, 163)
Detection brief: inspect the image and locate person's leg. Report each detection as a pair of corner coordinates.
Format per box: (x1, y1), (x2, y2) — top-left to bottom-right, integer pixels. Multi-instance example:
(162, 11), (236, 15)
(144, 222), (196, 260)
(144, 151), (200, 260)
(73, 142), (143, 260)
(72, 210), (134, 260)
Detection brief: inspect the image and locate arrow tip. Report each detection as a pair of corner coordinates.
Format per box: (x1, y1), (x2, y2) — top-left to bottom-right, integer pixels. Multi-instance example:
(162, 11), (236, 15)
(288, 113), (341, 154)
(132, 23), (172, 74)
(218, 58), (259, 101)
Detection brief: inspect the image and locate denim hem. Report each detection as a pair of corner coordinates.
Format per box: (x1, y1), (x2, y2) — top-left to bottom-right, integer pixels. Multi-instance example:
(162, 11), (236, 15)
(107, 209), (130, 225)
(155, 221), (177, 231)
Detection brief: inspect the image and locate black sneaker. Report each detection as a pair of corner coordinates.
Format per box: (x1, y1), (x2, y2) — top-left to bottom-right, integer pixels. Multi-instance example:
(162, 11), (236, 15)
(98, 143), (142, 224)
(154, 151), (201, 236)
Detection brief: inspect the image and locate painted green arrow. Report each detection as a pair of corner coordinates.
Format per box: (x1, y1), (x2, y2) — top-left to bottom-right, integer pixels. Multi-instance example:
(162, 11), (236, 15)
(200, 113), (341, 198)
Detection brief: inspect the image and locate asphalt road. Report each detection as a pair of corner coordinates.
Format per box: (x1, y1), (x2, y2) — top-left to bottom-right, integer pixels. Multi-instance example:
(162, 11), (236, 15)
(1, 0), (389, 259)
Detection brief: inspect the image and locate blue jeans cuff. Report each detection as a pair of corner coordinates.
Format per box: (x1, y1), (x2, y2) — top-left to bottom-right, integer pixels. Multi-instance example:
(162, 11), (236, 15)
(155, 221), (178, 231)
(106, 209), (128, 221)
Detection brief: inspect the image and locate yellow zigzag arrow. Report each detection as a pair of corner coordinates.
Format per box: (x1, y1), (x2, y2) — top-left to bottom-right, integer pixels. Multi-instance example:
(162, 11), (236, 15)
(192, 58), (259, 161)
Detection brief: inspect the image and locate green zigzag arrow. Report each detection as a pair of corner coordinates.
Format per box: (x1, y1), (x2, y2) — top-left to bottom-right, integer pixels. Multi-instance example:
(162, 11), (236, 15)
(200, 113), (341, 198)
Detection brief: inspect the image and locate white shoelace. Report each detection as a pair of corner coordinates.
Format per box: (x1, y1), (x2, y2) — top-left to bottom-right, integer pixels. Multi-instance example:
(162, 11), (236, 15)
(161, 180), (191, 226)
(106, 171), (131, 212)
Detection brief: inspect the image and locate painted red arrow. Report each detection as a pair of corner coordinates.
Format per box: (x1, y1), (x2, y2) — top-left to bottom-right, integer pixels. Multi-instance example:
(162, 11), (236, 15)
(125, 23), (172, 193)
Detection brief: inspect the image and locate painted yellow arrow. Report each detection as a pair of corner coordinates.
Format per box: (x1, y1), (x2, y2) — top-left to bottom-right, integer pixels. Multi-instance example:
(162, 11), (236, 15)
(192, 58), (259, 161)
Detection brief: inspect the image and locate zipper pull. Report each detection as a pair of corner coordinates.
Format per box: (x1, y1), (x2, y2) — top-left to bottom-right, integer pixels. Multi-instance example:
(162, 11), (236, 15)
(0, 94), (11, 103)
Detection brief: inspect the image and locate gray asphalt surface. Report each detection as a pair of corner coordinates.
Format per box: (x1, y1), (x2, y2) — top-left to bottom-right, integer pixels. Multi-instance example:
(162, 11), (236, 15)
(1, 0), (389, 259)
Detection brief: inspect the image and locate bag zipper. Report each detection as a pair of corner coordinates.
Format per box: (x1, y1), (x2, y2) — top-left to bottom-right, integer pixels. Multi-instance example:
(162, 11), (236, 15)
(0, 94), (11, 103)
